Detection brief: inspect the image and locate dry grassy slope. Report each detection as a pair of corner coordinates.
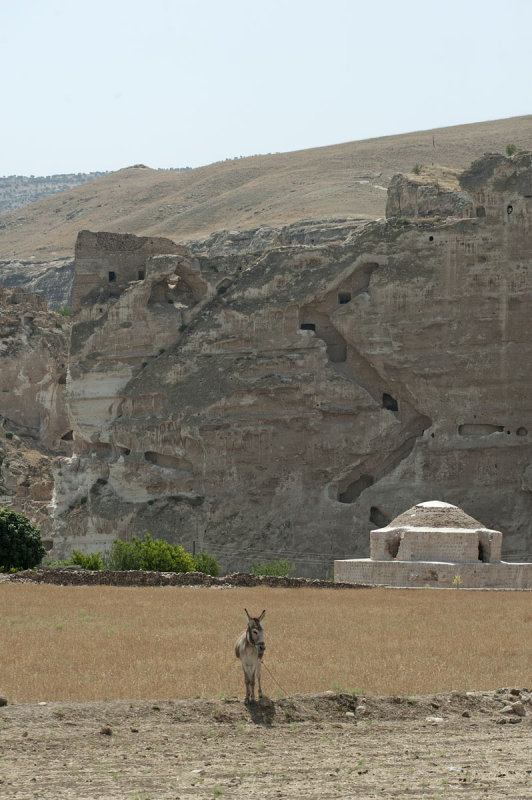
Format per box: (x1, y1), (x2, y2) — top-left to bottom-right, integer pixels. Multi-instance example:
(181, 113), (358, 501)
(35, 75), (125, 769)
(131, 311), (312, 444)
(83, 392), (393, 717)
(1, 115), (531, 260)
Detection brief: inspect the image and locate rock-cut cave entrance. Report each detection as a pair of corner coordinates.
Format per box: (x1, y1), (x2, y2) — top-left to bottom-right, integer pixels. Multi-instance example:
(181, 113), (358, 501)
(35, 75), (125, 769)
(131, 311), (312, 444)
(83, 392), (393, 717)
(299, 310), (347, 363)
(338, 474), (374, 504)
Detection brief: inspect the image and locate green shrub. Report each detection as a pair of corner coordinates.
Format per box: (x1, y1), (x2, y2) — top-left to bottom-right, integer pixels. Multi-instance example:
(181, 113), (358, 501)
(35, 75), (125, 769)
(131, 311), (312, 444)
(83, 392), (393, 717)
(192, 551), (220, 576)
(250, 558), (295, 577)
(0, 509), (46, 571)
(103, 534), (195, 573)
(412, 163), (422, 175)
(56, 306), (74, 317)
(69, 549), (104, 570)
(217, 285), (227, 294)
(103, 538), (141, 571)
(505, 143), (520, 157)
(4, 431), (13, 440)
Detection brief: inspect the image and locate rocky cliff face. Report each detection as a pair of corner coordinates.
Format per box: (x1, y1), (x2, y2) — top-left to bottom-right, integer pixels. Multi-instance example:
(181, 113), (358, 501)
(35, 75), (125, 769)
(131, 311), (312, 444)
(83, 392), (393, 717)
(45, 152), (532, 575)
(0, 287), (70, 448)
(385, 165), (474, 219)
(0, 258), (74, 310)
(0, 287), (71, 546)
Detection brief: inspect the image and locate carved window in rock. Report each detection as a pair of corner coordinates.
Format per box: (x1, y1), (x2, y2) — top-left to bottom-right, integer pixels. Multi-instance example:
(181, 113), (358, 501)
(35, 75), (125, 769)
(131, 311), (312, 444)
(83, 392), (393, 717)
(382, 393), (398, 412)
(108, 271), (116, 282)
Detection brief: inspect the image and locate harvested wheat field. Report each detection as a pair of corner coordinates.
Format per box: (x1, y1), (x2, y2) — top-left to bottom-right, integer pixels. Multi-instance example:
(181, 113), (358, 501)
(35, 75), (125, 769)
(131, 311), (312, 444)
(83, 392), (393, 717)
(1, 584), (531, 799)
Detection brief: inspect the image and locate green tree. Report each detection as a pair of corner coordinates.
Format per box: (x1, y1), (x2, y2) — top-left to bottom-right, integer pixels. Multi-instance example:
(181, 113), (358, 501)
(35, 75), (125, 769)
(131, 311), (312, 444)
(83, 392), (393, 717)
(0, 509), (46, 571)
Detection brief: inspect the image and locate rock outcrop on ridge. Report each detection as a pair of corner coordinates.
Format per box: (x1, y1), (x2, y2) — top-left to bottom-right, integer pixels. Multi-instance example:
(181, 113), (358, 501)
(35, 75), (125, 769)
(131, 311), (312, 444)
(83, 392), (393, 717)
(39, 152), (532, 576)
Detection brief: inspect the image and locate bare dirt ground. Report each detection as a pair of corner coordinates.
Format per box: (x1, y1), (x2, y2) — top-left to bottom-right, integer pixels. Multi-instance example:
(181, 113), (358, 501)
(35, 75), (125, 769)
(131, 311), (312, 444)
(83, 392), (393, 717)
(1, 690), (531, 800)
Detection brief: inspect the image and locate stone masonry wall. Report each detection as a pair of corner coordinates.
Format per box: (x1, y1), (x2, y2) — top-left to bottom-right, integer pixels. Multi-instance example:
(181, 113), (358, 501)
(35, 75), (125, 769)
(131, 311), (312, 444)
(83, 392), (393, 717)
(72, 230), (185, 309)
(370, 528), (503, 563)
(334, 559), (532, 589)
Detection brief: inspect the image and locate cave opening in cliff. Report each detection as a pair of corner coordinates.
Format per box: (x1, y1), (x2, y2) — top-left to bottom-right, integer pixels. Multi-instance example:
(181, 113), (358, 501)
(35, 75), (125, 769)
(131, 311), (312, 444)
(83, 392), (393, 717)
(300, 323), (316, 331)
(382, 393), (398, 412)
(338, 474), (374, 504)
(108, 271), (116, 282)
(338, 292), (351, 304)
(138, 269), (145, 280)
(61, 430), (73, 441)
(370, 506), (391, 528)
(458, 424), (504, 436)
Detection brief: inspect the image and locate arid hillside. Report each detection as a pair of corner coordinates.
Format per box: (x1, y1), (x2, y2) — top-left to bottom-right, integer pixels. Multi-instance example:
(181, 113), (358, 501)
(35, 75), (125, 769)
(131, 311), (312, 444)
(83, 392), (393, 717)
(0, 172), (108, 215)
(0, 115), (531, 261)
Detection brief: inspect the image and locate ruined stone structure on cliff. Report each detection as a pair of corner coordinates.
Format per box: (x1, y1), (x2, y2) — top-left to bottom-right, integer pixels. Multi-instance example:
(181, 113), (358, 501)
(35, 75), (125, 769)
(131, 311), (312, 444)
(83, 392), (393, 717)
(39, 152), (532, 577)
(334, 501), (532, 588)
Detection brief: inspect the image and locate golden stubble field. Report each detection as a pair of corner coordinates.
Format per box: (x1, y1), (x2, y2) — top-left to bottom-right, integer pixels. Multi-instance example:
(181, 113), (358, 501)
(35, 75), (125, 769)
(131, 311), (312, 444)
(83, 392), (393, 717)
(1, 584), (531, 702)
(1, 584), (532, 800)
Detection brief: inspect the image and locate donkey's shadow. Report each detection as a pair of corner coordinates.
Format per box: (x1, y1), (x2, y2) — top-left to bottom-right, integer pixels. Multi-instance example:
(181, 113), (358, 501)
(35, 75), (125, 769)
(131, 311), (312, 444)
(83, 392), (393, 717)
(245, 695), (276, 726)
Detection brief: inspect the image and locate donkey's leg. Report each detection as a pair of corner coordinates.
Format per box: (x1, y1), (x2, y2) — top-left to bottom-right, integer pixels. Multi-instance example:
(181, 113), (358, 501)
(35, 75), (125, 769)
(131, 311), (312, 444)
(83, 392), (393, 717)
(249, 666), (256, 703)
(243, 665), (251, 704)
(256, 659), (263, 699)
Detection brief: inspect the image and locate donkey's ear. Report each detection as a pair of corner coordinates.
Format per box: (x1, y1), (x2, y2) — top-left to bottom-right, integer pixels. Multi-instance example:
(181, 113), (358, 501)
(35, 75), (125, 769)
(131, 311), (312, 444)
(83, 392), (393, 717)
(258, 609), (266, 621)
(245, 608), (252, 622)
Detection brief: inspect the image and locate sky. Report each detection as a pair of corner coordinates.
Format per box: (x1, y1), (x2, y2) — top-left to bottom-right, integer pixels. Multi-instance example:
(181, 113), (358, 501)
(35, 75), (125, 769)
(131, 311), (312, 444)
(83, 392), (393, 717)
(1, 0), (531, 176)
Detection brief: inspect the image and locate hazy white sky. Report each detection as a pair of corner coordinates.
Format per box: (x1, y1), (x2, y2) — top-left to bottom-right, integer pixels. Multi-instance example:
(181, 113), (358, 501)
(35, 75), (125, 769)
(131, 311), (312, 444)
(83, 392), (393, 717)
(2, 0), (531, 176)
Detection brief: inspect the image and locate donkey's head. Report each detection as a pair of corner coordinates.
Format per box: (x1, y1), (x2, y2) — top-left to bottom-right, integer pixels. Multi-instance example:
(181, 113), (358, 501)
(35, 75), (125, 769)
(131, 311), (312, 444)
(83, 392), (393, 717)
(245, 608), (266, 653)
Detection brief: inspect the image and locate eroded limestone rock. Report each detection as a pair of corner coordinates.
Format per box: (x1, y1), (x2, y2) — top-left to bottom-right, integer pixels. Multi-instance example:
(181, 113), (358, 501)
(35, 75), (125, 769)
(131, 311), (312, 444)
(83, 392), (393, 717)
(44, 153), (532, 575)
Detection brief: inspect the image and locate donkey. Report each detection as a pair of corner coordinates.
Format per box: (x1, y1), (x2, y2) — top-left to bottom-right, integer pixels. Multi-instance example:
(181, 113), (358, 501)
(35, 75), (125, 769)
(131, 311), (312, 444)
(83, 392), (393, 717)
(235, 609), (266, 704)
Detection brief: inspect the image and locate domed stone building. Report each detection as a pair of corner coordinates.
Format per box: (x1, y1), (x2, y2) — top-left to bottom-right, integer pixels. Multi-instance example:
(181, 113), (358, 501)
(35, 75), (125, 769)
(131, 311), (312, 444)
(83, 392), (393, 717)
(334, 501), (532, 588)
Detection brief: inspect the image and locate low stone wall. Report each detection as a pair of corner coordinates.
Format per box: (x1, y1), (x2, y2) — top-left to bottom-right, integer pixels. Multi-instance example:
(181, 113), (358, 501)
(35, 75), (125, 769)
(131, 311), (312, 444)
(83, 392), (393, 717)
(10, 567), (368, 589)
(334, 559), (532, 589)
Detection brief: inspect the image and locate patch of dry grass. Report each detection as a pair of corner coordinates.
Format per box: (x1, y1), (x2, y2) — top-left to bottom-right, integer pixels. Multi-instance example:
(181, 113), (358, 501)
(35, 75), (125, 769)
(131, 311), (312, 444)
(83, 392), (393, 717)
(0, 585), (530, 702)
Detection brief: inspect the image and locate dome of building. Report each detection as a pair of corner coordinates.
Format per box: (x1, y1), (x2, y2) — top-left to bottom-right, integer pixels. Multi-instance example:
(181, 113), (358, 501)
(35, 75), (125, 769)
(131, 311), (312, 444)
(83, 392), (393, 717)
(368, 500), (502, 566)
(381, 500), (486, 531)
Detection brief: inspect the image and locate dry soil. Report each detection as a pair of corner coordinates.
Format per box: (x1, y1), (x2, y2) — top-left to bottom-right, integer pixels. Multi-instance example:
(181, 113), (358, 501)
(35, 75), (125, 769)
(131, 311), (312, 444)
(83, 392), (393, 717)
(1, 690), (531, 799)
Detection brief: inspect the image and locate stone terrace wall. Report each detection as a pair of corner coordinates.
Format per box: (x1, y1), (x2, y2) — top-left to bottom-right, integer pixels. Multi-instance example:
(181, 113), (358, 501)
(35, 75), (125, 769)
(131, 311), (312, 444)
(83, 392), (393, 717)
(10, 568), (365, 589)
